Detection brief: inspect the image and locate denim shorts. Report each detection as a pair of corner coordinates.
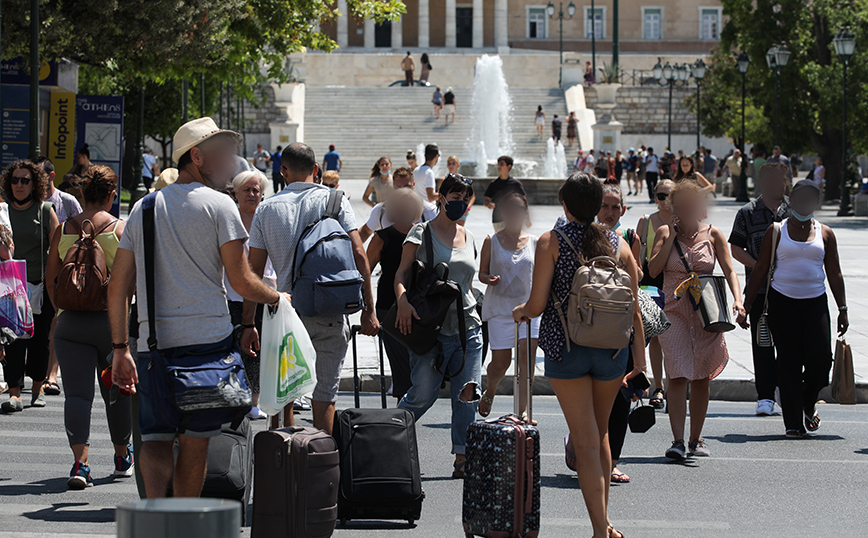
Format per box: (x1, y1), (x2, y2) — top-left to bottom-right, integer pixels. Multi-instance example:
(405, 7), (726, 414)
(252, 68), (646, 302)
(545, 342), (629, 381)
(136, 336), (234, 442)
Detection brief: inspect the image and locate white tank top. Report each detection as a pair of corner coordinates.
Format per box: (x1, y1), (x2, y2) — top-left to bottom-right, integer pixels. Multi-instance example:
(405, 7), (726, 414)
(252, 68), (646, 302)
(481, 233), (537, 321)
(771, 218), (826, 299)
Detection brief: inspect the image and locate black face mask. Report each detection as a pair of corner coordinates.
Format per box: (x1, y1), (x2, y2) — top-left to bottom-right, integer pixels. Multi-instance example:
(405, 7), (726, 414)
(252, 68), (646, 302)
(13, 193), (32, 205)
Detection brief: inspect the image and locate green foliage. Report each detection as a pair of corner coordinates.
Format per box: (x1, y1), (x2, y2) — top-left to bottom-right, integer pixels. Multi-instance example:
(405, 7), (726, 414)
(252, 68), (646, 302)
(694, 0), (868, 198)
(597, 62), (621, 84)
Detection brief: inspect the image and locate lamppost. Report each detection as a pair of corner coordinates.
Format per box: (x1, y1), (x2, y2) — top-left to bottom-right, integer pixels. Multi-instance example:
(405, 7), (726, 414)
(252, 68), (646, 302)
(735, 52), (750, 203)
(765, 44), (791, 147)
(547, 1), (576, 88)
(653, 60), (678, 151)
(834, 27), (856, 216)
(691, 59), (707, 151)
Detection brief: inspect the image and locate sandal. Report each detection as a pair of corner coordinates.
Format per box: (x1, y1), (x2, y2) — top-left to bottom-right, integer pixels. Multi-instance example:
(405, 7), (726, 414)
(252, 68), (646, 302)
(649, 388), (665, 410)
(609, 526), (625, 538)
(518, 412), (538, 426)
(478, 393), (494, 418)
(804, 411), (821, 432)
(452, 458), (466, 479)
(610, 470), (630, 484)
(564, 434), (577, 472)
(43, 381), (61, 396)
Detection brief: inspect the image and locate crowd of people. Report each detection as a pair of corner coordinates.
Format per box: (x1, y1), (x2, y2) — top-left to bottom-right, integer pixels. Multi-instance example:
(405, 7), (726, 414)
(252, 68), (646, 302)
(0, 114), (849, 537)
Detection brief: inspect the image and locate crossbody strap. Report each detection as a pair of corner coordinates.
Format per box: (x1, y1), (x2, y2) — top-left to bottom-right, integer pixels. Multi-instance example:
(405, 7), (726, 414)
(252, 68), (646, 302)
(761, 222), (781, 313)
(142, 192), (159, 351)
(672, 237), (692, 274)
(325, 189), (343, 219)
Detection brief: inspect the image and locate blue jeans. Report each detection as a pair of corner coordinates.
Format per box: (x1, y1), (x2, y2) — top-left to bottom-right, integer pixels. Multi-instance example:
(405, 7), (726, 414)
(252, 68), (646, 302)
(398, 327), (483, 455)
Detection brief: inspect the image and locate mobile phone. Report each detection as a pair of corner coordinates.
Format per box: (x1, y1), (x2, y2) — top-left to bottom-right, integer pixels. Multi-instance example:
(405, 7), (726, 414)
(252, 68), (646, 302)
(632, 371), (651, 392)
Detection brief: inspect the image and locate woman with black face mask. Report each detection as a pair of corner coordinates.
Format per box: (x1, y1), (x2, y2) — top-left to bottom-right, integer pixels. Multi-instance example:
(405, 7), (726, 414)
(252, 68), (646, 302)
(394, 173), (483, 479)
(1, 161), (60, 413)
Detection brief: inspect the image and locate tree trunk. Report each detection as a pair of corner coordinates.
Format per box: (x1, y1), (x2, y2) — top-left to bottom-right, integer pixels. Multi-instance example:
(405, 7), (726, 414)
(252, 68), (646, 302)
(811, 128), (843, 201)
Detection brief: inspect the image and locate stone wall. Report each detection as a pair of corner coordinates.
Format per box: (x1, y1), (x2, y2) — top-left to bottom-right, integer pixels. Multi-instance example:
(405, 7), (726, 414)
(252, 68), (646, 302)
(584, 86), (697, 135)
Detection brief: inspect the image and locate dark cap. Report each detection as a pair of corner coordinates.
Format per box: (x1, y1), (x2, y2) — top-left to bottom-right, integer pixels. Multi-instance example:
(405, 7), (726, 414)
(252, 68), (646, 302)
(791, 179), (820, 197)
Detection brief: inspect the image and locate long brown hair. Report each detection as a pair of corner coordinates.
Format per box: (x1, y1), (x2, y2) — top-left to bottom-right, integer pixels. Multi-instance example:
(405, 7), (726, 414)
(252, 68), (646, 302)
(369, 156), (391, 179)
(673, 155), (696, 182)
(558, 172), (614, 260)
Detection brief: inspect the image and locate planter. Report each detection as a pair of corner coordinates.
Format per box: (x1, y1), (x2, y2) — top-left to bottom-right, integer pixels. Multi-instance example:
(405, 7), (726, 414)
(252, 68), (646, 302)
(594, 83), (621, 107)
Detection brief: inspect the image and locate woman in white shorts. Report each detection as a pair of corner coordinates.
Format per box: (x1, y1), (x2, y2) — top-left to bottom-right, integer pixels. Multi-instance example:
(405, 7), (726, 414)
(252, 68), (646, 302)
(478, 192), (539, 421)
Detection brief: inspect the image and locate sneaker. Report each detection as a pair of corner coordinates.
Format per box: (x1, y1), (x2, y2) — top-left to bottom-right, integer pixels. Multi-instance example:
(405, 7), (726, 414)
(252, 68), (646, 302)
(293, 397), (312, 411)
(665, 440), (687, 460)
(1, 398), (23, 413)
(689, 439), (711, 457)
(113, 445), (135, 478)
(68, 462), (93, 489)
(755, 399), (775, 416)
(30, 393), (46, 408)
(246, 406), (267, 420)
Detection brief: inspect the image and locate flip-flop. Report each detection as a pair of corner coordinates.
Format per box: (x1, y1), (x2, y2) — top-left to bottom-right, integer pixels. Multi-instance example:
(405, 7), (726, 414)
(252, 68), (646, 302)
(804, 411), (821, 432)
(564, 434), (577, 472)
(610, 471), (631, 484)
(43, 381), (61, 396)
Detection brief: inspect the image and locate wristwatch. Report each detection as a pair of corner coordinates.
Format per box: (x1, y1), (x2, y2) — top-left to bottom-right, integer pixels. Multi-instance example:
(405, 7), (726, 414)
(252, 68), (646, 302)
(839, 306), (848, 312)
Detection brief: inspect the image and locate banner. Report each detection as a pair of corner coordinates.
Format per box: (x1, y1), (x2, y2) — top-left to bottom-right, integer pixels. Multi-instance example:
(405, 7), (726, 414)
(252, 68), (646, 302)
(0, 59), (57, 87)
(76, 95), (124, 217)
(0, 85), (31, 168)
(48, 92), (75, 186)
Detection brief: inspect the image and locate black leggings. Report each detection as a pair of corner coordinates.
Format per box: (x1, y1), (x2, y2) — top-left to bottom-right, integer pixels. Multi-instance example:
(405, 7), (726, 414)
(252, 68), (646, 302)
(3, 285), (54, 389)
(377, 308), (411, 400)
(767, 289), (833, 432)
(608, 348), (634, 462)
(645, 172), (659, 201)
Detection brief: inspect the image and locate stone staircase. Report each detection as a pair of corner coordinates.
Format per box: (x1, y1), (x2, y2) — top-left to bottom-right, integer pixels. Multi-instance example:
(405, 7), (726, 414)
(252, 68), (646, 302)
(303, 86), (574, 181)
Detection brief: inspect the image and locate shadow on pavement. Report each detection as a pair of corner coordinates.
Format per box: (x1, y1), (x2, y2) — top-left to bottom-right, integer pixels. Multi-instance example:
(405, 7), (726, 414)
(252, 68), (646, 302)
(705, 433), (845, 443)
(0, 476), (116, 496)
(23, 502), (115, 523)
(336, 521), (417, 530)
(540, 473), (577, 489)
(619, 456), (699, 468)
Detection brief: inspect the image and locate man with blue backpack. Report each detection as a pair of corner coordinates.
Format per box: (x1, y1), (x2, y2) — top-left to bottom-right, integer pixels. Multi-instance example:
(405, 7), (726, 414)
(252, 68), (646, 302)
(241, 142), (379, 435)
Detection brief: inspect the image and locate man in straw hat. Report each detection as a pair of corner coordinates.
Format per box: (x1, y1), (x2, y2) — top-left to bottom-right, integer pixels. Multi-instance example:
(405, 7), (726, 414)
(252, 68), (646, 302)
(107, 117), (288, 498)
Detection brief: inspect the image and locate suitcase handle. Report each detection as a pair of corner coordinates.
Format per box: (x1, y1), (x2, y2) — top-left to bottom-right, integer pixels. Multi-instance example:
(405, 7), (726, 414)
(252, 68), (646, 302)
(349, 324), (388, 409)
(513, 321), (533, 423)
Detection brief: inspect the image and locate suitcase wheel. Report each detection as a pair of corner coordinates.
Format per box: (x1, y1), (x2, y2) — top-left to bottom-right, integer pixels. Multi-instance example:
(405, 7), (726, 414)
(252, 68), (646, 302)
(408, 518), (414, 525)
(340, 518), (347, 526)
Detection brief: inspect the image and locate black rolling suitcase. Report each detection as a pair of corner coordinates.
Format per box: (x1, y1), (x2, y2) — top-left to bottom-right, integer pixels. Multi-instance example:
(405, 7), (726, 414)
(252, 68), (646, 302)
(463, 321), (540, 537)
(200, 418), (254, 523)
(333, 325), (424, 525)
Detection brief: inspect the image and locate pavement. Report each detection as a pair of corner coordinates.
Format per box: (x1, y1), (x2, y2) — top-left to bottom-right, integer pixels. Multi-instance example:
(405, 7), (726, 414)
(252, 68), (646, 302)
(1, 391), (868, 537)
(334, 179), (868, 402)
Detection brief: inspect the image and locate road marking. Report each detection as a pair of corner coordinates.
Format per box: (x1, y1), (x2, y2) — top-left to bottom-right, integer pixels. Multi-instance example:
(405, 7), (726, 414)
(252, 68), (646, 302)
(454, 516), (731, 530)
(540, 453), (868, 464)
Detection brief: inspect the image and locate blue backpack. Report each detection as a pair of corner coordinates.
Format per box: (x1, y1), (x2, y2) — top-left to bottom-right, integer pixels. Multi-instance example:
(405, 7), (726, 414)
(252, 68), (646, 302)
(291, 189), (364, 318)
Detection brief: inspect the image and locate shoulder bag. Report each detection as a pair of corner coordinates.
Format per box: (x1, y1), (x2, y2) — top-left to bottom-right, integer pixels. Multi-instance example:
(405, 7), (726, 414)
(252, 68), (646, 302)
(141, 192), (251, 433)
(756, 223), (781, 348)
(381, 223), (466, 377)
(672, 234), (735, 333)
(26, 202), (48, 315)
(628, 398), (656, 433)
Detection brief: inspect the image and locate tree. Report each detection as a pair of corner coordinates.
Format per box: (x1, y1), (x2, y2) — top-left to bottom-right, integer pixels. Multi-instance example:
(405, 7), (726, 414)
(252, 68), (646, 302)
(688, 0), (867, 200)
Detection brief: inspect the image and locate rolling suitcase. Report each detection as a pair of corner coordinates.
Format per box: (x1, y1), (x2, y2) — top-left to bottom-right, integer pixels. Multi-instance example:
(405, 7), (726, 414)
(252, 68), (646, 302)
(334, 325), (424, 525)
(251, 426), (341, 538)
(200, 418), (254, 524)
(463, 321), (540, 537)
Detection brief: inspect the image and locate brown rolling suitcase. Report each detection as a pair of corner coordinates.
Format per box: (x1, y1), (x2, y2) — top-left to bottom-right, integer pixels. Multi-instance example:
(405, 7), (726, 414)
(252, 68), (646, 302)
(251, 426), (341, 538)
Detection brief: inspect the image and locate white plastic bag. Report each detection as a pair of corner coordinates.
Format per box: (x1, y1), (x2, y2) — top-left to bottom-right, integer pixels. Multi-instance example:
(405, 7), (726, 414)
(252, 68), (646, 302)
(259, 296), (317, 417)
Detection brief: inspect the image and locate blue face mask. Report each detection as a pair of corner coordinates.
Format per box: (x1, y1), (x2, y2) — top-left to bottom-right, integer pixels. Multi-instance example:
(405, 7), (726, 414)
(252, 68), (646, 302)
(792, 210), (813, 222)
(444, 200), (468, 221)
(381, 169), (391, 176)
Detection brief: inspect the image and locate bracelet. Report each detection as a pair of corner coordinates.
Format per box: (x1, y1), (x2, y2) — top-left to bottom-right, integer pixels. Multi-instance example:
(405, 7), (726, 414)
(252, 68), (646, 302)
(111, 341), (129, 350)
(269, 295), (280, 307)
(241, 324), (256, 329)
(839, 306), (848, 312)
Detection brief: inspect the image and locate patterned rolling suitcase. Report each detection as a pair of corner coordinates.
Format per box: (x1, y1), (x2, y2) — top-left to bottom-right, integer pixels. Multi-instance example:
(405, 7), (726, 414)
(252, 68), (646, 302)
(463, 321), (541, 537)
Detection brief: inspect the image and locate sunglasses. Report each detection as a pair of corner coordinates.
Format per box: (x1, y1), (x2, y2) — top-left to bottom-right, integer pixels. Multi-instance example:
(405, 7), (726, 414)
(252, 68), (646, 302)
(11, 177), (31, 186)
(324, 183), (339, 189)
(656, 192), (670, 201)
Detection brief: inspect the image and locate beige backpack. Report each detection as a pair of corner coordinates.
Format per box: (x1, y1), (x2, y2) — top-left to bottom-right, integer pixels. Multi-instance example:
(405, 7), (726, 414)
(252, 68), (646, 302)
(551, 228), (634, 351)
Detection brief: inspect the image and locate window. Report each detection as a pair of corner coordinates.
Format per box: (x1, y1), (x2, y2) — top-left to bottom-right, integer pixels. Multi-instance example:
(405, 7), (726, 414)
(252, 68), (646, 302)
(643, 7), (662, 40)
(527, 7), (547, 39)
(584, 7), (605, 39)
(700, 7), (721, 40)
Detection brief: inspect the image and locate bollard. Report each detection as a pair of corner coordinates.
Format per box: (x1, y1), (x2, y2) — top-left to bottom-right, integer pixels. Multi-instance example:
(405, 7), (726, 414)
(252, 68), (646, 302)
(117, 498), (241, 538)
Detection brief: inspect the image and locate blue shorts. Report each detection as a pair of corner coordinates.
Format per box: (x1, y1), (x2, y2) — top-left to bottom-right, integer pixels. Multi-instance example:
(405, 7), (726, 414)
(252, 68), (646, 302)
(136, 336), (234, 442)
(545, 342), (629, 381)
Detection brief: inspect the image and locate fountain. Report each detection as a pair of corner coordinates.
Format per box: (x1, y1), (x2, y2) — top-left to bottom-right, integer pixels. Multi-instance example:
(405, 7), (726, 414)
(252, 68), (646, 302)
(465, 55), (516, 175)
(542, 138), (567, 179)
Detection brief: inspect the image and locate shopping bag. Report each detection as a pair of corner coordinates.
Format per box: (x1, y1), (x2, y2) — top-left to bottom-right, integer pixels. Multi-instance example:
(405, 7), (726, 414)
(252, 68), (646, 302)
(831, 338), (856, 405)
(259, 296), (317, 417)
(0, 260), (34, 342)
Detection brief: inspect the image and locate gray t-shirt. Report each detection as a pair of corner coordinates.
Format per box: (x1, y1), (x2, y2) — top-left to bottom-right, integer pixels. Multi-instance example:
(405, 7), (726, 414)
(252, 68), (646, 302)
(46, 188), (82, 224)
(119, 182), (248, 352)
(248, 182), (357, 294)
(405, 222), (481, 336)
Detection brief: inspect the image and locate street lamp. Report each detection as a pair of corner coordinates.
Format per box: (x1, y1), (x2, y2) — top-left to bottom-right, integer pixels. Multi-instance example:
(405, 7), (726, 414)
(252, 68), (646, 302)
(654, 61), (678, 150)
(834, 27), (856, 216)
(691, 59), (706, 151)
(766, 43), (790, 147)
(547, 1), (576, 87)
(735, 52), (750, 203)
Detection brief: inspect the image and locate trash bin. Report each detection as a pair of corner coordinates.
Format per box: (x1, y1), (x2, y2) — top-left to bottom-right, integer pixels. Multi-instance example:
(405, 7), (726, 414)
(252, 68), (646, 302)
(117, 498), (241, 538)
